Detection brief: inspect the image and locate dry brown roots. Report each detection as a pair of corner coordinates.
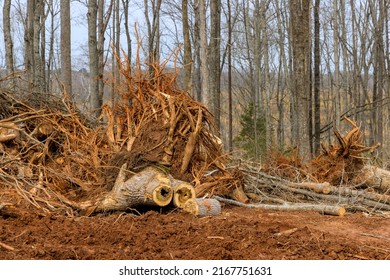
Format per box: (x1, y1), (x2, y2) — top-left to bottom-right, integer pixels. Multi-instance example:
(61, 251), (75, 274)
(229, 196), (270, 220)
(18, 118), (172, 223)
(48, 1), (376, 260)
(0, 55), (242, 216)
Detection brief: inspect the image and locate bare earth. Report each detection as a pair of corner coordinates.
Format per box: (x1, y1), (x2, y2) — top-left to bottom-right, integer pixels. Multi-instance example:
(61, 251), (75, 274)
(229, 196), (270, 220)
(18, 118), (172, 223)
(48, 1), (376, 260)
(1, 205), (390, 260)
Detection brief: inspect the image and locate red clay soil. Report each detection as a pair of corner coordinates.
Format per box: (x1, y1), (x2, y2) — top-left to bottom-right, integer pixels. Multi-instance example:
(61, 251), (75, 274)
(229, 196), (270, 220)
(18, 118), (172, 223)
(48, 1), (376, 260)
(1, 205), (390, 260)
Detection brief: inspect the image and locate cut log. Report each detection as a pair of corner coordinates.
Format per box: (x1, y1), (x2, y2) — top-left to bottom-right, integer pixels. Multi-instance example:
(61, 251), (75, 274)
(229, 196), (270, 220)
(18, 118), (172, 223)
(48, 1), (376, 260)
(170, 177), (196, 208)
(353, 165), (390, 192)
(214, 196), (346, 216)
(182, 198), (221, 216)
(95, 164), (173, 212)
(288, 181), (331, 194)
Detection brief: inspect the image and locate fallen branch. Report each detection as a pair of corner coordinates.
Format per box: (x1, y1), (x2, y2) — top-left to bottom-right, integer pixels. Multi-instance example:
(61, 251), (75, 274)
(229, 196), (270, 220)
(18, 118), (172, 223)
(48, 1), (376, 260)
(214, 195), (345, 216)
(288, 182), (331, 194)
(353, 165), (390, 192)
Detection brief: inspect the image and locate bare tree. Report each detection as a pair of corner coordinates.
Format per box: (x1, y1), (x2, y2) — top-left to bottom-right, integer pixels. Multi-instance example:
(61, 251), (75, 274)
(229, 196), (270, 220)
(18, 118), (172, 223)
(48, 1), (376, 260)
(33, 0), (45, 92)
(182, 0), (192, 91)
(289, 0), (311, 159)
(227, 0), (233, 152)
(144, 0), (162, 69)
(197, 0), (211, 108)
(60, 0), (72, 97)
(88, 0), (113, 118)
(3, 0), (15, 89)
(121, 0), (132, 62)
(209, 0), (221, 129)
(88, 0), (100, 117)
(313, 0), (321, 155)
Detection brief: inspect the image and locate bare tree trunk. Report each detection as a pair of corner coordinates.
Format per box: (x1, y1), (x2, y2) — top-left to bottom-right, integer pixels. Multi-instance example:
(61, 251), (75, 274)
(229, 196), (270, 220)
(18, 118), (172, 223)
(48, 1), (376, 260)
(24, 0), (35, 90)
(289, 0), (311, 160)
(121, 0), (132, 62)
(197, 0), (210, 108)
(182, 0), (192, 92)
(209, 0), (221, 129)
(193, 1), (201, 101)
(227, 0), (233, 152)
(88, 0), (100, 118)
(33, 0), (45, 92)
(60, 0), (72, 97)
(261, 0), (272, 152)
(275, 0), (288, 150)
(332, 0), (341, 130)
(144, 0), (162, 71)
(370, 0), (385, 156)
(253, 0), (262, 159)
(3, 0), (15, 90)
(313, 0), (321, 155)
(47, 0), (55, 93)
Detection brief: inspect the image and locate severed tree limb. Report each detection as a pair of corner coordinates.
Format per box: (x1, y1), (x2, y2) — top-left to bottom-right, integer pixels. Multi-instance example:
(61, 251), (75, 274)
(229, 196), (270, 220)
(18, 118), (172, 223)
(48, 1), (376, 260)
(170, 177), (196, 208)
(213, 195), (346, 216)
(94, 164), (173, 212)
(329, 185), (390, 206)
(353, 165), (390, 192)
(287, 181), (331, 194)
(241, 168), (330, 194)
(245, 173), (390, 212)
(181, 108), (202, 173)
(182, 198), (221, 216)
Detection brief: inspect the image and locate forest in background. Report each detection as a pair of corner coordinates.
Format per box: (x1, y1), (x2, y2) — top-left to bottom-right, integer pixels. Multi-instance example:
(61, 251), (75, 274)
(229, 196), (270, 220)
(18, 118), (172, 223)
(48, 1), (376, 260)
(0, 0), (389, 164)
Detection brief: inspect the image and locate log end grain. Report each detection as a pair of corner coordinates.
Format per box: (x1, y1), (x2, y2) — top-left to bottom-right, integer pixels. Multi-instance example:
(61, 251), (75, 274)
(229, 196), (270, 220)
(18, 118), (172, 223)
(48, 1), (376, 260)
(183, 198), (221, 217)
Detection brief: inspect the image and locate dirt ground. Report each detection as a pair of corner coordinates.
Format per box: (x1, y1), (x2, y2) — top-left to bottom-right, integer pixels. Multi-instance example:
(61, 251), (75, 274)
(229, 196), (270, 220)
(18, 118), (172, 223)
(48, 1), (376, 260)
(1, 204), (390, 260)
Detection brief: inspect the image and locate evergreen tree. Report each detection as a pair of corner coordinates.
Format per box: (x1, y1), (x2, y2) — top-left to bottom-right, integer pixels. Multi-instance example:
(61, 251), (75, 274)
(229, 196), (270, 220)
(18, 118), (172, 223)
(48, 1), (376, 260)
(235, 103), (267, 160)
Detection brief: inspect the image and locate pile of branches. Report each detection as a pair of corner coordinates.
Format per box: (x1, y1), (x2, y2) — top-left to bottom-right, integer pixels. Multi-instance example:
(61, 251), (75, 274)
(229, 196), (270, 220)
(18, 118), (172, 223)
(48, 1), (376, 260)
(0, 55), (242, 216)
(1, 51), (390, 217)
(232, 117), (390, 216)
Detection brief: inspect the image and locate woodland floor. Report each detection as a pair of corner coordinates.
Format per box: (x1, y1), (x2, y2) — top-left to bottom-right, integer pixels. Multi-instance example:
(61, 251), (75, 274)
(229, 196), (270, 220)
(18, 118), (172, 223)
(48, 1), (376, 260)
(1, 204), (390, 260)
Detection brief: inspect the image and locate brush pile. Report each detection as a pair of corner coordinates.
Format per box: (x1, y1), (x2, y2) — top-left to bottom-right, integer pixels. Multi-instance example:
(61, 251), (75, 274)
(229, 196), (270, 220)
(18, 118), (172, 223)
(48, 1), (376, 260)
(236, 117), (390, 216)
(0, 56), (242, 217)
(1, 55), (390, 217)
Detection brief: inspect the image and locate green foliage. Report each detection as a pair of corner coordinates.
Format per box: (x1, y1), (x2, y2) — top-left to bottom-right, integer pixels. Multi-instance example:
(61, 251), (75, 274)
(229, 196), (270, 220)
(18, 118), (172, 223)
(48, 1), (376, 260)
(235, 102), (267, 160)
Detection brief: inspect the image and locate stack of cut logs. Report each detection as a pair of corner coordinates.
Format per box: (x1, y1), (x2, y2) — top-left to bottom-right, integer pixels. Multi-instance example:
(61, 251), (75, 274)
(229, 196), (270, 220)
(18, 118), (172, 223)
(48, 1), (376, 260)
(80, 164), (221, 217)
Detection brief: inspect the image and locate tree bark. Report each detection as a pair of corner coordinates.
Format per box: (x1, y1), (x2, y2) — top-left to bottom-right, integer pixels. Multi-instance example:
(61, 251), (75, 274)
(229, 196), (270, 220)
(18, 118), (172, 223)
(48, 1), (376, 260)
(144, 0), (162, 72)
(95, 165), (173, 212)
(60, 0), (72, 97)
(227, 0), (233, 152)
(289, 0), (311, 160)
(3, 0), (15, 90)
(209, 0), (221, 129)
(197, 0), (211, 108)
(121, 0), (132, 63)
(88, 0), (100, 118)
(313, 0), (321, 155)
(182, 0), (192, 92)
(33, 0), (45, 92)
